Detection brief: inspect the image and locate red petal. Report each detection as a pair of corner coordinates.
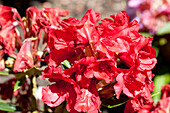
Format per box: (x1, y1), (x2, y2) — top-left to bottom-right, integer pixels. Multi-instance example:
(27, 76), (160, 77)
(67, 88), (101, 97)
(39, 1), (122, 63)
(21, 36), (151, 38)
(26, 7), (40, 37)
(38, 7), (69, 28)
(42, 84), (68, 107)
(86, 59), (116, 83)
(0, 5), (19, 26)
(74, 88), (101, 113)
(0, 22), (19, 55)
(13, 39), (34, 72)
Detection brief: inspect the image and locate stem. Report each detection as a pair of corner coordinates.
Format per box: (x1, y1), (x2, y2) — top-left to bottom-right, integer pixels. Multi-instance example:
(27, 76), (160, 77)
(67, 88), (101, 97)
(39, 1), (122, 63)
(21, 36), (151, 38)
(38, 29), (43, 40)
(15, 34), (22, 46)
(33, 38), (39, 55)
(18, 22), (26, 39)
(38, 29), (44, 51)
(16, 13), (26, 38)
(151, 92), (160, 97)
(30, 75), (37, 111)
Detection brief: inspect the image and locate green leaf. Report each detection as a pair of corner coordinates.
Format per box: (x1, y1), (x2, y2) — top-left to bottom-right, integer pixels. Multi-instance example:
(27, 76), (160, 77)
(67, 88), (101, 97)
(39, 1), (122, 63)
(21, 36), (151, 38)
(0, 68), (9, 75)
(14, 76), (26, 91)
(0, 102), (22, 112)
(140, 32), (153, 37)
(157, 22), (170, 35)
(61, 60), (71, 68)
(0, 71), (9, 75)
(14, 72), (25, 79)
(25, 67), (42, 76)
(14, 67), (42, 79)
(101, 97), (129, 108)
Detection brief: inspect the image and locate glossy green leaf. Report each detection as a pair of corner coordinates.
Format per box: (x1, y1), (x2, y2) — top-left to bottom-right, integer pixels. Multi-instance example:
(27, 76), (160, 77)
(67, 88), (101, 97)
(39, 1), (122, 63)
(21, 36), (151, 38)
(157, 22), (170, 35)
(14, 76), (26, 91)
(61, 60), (71, 68)
(14, 67), (42, 79)
(0, 102), (22, 112)
(14, 72), (25, 79)
(25, 67), (42, 76)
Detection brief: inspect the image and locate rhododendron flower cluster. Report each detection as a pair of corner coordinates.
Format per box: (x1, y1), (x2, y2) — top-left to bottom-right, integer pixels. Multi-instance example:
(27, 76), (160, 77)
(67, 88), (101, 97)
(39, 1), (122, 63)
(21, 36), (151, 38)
(0, 4), (157, 113)
(41, 9), (157, 113)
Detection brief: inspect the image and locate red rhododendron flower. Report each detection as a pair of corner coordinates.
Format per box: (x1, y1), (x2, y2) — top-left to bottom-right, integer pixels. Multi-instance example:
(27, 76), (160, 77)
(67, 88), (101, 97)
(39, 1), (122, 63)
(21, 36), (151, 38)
(0, 5), (20, 26)
(13, 38), (34, 72)
(42, 77), (101, 113)
(38, 7), (69, 29)
(0, 5), (26, 71)
(0, 22), (19, 55)
(125, 97), (145, 113)
(73, 9), (100, 45)
(42, 67), (79, 113)
(137, 45), (157, 71)
(118, 36), (156, 69)
(45, 27), (80, 67)
(42, 57), (102, 113)
(124, 85), (154, 113)
(114, 68), (145, 99)
(86, 58), (116, 83)
(114, 66), (155, 110)
(96, 11), (141, 58)
(60, 9), (100, 45)
(64, 57), (96, 88)
(74, 80), (101, 113)
(42, 66), (101, 113)
(44, 10), (101, 67)
(42, 82), (71, 107)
